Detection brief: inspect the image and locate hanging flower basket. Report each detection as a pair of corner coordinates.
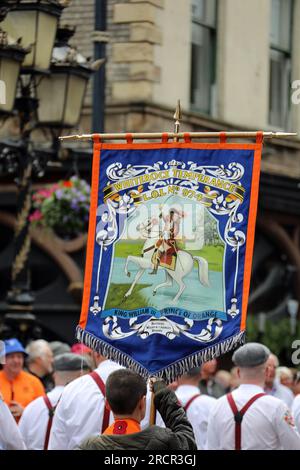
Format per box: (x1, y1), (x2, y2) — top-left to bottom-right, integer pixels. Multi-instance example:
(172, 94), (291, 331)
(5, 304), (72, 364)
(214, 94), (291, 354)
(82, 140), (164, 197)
(30, 176), (91, 239)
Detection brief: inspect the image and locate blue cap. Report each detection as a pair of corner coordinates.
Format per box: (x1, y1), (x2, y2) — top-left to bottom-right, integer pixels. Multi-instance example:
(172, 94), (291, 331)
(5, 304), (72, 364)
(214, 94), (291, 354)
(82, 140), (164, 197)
(4, 338), (28, 356)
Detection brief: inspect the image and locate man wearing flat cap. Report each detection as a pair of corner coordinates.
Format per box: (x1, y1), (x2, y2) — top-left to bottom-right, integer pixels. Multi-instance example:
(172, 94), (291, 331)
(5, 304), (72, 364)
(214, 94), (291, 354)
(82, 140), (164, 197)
(207, 342), (300, 450)
(19, 353), (91, 450)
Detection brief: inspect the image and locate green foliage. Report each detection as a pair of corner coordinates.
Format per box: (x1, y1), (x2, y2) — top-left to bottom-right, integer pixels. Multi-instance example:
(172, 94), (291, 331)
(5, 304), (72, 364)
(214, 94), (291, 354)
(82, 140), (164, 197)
(246, 315), (300, 356)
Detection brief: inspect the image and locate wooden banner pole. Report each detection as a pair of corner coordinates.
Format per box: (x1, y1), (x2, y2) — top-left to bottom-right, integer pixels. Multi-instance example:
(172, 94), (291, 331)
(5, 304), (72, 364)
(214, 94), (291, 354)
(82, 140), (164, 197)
(59, 130), (297, 142)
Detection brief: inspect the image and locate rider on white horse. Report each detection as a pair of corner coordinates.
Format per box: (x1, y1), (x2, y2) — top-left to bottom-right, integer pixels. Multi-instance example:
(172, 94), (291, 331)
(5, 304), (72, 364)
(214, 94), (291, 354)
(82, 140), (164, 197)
(150, 208), (184, 275)
(124, 212), (209, 303)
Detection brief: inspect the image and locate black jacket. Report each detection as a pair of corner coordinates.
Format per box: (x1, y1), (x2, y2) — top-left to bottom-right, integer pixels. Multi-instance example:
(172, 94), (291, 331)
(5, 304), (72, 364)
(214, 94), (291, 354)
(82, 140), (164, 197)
(78, 381), (197, 450)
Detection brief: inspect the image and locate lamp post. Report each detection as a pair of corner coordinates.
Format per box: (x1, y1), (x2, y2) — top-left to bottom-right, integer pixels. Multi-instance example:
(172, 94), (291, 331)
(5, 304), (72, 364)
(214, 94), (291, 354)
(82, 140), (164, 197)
(0, 2), (96, 342)
(36, 26), (93, 130)
(1, 1), (64, 309)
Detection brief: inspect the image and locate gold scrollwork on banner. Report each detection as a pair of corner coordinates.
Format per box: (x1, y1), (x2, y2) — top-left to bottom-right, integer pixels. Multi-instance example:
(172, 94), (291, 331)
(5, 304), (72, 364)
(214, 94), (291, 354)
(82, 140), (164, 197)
(103, 168), (245, 205)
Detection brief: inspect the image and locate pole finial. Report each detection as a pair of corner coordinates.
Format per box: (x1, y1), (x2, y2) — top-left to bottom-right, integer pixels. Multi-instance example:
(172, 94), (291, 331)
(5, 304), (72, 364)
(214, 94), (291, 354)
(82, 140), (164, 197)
(173, 99), (181, 140)
(173, 99), (182, 122)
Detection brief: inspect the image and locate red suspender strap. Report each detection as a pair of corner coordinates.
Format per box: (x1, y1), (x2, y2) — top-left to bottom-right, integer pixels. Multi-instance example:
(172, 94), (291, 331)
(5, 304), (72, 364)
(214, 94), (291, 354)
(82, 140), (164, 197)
(184, 394), (201, 412)
(227, 393), (241, 450)
(89, 371), (110, 433)
(227, 393), (266, 450)
(43, 395), (54, 451)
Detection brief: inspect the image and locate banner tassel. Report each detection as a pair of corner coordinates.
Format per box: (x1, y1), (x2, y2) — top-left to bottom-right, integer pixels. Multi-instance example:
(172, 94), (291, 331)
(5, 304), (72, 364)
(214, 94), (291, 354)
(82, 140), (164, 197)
(76, 325), (245, 384)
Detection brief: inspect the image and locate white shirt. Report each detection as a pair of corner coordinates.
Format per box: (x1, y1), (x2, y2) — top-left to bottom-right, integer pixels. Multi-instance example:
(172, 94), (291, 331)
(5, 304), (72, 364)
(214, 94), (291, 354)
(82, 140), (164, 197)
(48, 360), (160, 450)
(0, 398), (26, 450)
(48, 360), (121, 450)
(265, 378), (295, 408)
(176, 385), (216, 450)
(18, 385), (64, 450)
(207, 384), (300, 450)
(292, 395), (300, 433)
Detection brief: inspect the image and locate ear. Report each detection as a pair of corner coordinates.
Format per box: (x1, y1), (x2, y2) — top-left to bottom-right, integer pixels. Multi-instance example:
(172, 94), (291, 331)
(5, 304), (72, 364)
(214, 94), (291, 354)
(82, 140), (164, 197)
(105, 399), (111, 412)
(237, 367), (241, 378)
(139, 395), (146, 410)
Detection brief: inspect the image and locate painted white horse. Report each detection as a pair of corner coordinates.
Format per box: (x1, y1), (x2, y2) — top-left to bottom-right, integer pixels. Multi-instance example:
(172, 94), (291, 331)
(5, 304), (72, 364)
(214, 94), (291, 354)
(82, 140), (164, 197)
(124, 219), (210, 304)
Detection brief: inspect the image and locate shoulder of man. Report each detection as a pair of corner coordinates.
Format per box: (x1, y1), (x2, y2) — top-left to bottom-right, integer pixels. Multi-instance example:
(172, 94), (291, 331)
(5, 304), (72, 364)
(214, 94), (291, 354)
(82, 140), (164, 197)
(21, 370), (44, 387)
(278, 383), (295, 398)
(292, 394), (300, 408)
(23, 395), (45, 413)
(261, 393), (290, 408)
(77, 436), (108, 450)
(193, 394), (217, 410)
(274, 400), (299, 431)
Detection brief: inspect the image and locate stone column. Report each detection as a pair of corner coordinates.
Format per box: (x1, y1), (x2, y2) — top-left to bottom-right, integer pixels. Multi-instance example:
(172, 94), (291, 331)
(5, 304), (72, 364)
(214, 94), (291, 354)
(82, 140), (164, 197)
(111, 0), (164, 102)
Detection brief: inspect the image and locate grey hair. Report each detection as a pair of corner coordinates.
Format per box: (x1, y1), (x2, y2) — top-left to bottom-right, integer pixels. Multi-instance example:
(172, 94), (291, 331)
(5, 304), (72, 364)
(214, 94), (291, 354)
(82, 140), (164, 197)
(26, 340), (51, 363)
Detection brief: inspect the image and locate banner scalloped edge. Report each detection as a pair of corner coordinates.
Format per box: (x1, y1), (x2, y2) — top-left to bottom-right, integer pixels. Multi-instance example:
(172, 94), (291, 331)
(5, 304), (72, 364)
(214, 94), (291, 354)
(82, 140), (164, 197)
(76, 325), (245, 384)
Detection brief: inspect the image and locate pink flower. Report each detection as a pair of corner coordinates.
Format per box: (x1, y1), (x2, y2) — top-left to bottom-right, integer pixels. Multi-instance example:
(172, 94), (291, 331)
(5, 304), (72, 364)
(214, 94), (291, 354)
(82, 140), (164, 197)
(37, 189), (52, 198)
(49, 184), (59, 193)
(29, 210), (43, 222)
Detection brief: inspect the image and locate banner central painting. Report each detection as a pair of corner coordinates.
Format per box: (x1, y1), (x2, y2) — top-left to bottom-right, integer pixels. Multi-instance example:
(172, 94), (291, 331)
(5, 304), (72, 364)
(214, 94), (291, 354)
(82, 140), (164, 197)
(77, 137), (263, 382)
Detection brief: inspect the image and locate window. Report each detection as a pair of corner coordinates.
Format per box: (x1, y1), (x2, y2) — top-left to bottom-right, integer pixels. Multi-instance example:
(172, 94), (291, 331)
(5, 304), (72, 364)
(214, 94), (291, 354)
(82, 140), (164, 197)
(190, 0), (217, 115)
(269, 0), (293, 128)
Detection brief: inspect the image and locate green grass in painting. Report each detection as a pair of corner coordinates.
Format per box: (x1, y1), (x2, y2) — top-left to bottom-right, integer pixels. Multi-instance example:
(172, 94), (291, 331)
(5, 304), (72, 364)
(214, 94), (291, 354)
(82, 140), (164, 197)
(105, 283), (152, 310)
(114, 240), (224, 271)
(114, 240), (144, 258)
(190, 245), (224, 272)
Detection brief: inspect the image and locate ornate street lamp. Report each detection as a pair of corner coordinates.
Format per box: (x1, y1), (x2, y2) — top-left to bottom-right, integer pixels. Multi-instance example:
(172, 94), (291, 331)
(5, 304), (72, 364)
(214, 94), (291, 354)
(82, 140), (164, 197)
(0, 5), (27, 115)
(0, 29), (26, 114)
(1, 0), (64, 73)
(37, 26), (93, 129)
(0, 8), (96, 322)
(0, 2), (66, 309)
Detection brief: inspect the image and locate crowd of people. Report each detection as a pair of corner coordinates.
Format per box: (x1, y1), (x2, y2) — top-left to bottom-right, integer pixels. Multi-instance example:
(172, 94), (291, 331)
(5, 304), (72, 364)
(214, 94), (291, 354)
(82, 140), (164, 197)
(1, 337), (300, 450)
